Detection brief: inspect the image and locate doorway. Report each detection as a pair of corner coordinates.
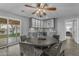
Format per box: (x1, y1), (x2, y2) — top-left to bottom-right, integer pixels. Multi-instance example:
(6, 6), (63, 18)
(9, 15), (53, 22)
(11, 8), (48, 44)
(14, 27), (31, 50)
(65, 19), (77, 43)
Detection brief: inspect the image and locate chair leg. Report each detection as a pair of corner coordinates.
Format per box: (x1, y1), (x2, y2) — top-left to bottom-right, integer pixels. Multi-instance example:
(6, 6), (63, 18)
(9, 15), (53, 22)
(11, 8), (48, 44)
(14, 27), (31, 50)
(20, 52), (24, 56)
(40, 52), (49, 56)
(60, 50), (65, 56)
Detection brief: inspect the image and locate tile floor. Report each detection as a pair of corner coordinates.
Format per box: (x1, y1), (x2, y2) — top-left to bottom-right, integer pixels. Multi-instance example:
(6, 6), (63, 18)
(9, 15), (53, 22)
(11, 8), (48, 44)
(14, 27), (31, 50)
(0, 44), (20, 56)
(62, 37), (79, 56)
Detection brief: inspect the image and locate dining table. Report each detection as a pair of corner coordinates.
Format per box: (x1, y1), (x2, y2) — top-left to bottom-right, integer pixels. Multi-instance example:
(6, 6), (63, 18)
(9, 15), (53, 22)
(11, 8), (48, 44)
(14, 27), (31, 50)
(19, 37), (58, 56)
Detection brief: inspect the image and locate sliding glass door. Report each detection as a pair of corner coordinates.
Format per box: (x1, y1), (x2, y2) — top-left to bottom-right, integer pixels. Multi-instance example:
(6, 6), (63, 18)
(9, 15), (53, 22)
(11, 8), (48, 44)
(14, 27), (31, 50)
(0, 18), (8, 47)
(0, 17), (21, 47)
(8, 19), (20, 45)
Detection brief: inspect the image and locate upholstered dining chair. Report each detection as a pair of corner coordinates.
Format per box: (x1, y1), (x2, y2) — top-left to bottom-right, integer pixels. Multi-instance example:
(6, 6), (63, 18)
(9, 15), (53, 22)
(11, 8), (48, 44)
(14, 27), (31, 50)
(19, 43), (36, 56)
(20, 35), (27, 42)
(42, 42), (64, 56)
(53, 35), (60, 43)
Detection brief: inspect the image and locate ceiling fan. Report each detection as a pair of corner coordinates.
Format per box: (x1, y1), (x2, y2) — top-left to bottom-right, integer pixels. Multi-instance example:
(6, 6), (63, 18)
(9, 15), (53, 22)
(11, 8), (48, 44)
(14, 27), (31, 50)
(24, 3), (56, 17)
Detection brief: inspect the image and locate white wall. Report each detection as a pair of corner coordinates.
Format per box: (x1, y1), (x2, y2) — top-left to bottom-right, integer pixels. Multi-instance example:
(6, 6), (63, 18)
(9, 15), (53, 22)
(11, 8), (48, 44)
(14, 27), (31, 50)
(76, 18), (79, 44)
(56, 17), (66, 41)
(0, 10), (29, 36)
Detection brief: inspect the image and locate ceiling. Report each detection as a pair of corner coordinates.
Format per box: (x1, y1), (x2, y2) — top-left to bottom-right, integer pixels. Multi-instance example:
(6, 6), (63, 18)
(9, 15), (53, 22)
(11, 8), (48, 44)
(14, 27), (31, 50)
(0, 3), (78, 19)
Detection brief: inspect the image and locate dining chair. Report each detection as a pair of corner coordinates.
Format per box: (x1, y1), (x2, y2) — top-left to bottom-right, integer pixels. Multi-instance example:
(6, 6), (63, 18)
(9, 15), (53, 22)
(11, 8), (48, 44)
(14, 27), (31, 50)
(43, 42), (64, 56)
(53, 35), (60, 43)
(20, 35), (27, 42)
(19, 43), (35, 56)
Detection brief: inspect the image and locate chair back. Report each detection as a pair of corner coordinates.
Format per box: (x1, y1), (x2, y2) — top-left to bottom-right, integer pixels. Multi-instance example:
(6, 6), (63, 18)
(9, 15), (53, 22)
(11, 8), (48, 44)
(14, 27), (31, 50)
(43, 42), (63, 56)
(19, 43), (35, 56)
(53, 35), (60, 43)
(56, 42), (62, 55)
(20, 35), (27, 41)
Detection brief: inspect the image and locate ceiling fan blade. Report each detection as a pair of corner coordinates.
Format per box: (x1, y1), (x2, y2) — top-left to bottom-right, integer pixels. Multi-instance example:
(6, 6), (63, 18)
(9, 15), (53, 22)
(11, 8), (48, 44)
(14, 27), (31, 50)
(42, 3), (48, 8)
(44, 3), (48, 6)
(43, 12), (46, 15)
(24, 4), (36, 8)
(32, 10), (37, 14)
(45, 7), (56, 11)
(37, 3), (41, 8)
